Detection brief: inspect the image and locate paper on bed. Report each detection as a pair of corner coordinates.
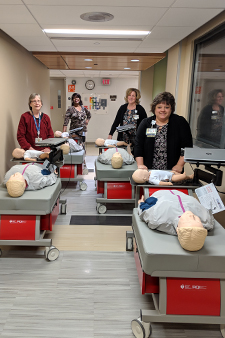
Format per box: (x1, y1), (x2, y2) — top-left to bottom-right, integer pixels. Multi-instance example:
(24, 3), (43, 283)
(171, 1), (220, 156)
(195, 183), (225, 214)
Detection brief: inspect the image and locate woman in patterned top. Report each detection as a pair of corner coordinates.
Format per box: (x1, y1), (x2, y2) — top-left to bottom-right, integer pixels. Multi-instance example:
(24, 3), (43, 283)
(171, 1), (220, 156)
(63, 93), (91, 145)
(107, 88), (147, 146)
(134, 92), (193, 173)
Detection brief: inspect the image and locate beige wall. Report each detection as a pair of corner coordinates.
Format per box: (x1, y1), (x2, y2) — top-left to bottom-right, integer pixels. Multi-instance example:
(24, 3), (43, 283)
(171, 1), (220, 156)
(166, 11), (225, 226)
(140, 66), (154, 116)
(0, 30), (50, 182)
(50, 78), (66, 133)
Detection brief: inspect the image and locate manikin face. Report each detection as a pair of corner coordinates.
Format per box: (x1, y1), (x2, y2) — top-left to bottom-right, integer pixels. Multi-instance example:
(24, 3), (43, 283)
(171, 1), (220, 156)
(127, 91), (136, 105)
(8, 172), (26, 184)
(95, 138), (105, 146)
(132, 169), (150, 183)
(177, 211), (203, 230)
(30, 95), (42, 112)
(154, 101), (172, 124)
(215, 92), (224, 106)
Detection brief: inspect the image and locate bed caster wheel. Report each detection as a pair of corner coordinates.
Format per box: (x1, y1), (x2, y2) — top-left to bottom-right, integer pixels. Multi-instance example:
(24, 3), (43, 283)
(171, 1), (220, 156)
(60, 200), (67, 214)
(45, 246), (60, 261)
(80, 182), (87, 191)
(126, 236), (133, 251)
(82, 168), (89, 175)
(0, 249), (2, 257)
(221, 324), (225, 338)
(131, 317), (152, 338)
(97, 204), (107, 214)
(96, 202), (101, 211)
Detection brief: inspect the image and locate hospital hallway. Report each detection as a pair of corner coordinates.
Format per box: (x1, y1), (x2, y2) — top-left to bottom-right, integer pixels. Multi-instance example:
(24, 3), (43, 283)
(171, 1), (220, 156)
(0, 143), (223, 338)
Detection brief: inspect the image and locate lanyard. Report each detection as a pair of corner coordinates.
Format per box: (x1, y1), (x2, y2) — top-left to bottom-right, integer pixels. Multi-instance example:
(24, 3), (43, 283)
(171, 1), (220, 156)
(32, 113), (41, 137)
(22, 162), (34, 175)
(169, 190), (186, 213)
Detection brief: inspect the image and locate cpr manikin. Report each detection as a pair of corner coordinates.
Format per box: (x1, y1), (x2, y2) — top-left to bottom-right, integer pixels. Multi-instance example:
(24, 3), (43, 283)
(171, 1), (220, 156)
(12, 148), (49, 162)
(95, 138), (128, 148)
(138, 190), (213, 251)
(132, 168), (194, 185)
(54, 131), (83, 153)
(176, 211), (207, 251)
(3, 164), (57, 197)
(111, 152), (123, 169)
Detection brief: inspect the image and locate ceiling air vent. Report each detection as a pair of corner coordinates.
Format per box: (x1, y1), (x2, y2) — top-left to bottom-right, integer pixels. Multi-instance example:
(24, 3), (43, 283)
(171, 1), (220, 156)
(80, 12), (114, 22)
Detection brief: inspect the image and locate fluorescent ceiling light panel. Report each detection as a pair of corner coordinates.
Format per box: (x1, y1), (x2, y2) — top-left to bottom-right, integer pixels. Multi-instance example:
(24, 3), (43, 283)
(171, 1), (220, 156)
(43, 29), (150, 36)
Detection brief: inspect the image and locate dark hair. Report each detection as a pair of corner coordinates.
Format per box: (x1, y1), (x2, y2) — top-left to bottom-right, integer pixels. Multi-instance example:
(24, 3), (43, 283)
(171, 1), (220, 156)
(124, 88), (141, 104)
(151, 92), (176, 114)
(71, 93), (83, 106)
(207, 89), (224, 105)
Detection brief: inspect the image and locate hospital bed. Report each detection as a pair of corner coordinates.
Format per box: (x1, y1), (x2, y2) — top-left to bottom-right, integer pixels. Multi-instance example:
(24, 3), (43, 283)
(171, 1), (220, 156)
(0, 178), (62, 261)
(95, 159), (138, 214)
(131, 207), (225, 338)
(59, 149), (88, 191)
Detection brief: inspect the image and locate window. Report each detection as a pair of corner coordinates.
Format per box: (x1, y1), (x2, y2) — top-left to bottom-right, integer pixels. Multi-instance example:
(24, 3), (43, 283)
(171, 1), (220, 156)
(189, 23), (225, 149)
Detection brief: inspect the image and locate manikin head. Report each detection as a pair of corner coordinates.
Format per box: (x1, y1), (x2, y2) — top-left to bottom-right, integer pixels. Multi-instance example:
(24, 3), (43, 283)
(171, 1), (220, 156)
(6, 172), (26, 197)
(111, 152), (123, 169)
(177, 211), (207, 251)
(55, 131), (62, 138)
(132, 169), (150, 183)
(95, 138), (105, 146)
(60, 143), (70, 155)
(12, 148), (25, 159)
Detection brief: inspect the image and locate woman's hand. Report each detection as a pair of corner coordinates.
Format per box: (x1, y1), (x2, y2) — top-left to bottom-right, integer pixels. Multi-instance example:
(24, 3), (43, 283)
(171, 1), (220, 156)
(172, 164), (183, 173)
(107, 135), (112, 139)
(138, 164), (148, 170)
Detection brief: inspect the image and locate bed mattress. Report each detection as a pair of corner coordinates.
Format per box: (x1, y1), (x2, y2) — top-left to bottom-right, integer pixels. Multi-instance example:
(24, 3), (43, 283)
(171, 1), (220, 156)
(132, 208), (225, 277)
(63, 150), (85, 164)
(95, 160), (137, 180)
(0, 179), (61, 215)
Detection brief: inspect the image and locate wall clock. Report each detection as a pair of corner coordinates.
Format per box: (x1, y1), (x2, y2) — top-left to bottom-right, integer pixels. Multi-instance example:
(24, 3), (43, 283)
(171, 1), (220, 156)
(85, 80), (95, 90)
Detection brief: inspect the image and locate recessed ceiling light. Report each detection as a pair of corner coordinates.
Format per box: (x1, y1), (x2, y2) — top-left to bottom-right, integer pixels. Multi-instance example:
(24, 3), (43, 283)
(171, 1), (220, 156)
(214, 69), (221, 71)
(84, 59), (93, 61)
(80, 12), (114, 22)
(131, 59), (139, 62)
(94, 42), (100, 45)
(124, 68), (130, 70)
(43, 29), (150, 36)
(85, 67), (92, 69)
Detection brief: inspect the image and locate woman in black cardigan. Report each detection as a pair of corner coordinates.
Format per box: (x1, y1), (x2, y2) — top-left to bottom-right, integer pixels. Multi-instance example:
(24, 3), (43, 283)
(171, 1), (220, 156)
(134, 92), (193, 173)
(108, 88), (147, 145)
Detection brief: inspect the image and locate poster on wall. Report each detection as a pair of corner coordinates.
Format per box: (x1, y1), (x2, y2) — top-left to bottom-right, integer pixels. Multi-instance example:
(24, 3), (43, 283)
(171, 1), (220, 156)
(82, 94), (109, 114)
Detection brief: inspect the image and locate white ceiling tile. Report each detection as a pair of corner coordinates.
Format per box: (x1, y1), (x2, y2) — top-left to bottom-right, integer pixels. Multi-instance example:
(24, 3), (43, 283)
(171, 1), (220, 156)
(149, 26), (195, 40)
(140, 38), (178, 48)
(55, 46), (137, 53)
(27, 5), (167, 27)
(0, 0), (21, 3)
(157, 8), (223, 27)
(0, 24), (44, 37)
(172, 0), (225, 8)
(52, 40), (141, 48)
(0, 5), (36, 24)
(24, 0), (174, 7)
(14, 36), (54, 46)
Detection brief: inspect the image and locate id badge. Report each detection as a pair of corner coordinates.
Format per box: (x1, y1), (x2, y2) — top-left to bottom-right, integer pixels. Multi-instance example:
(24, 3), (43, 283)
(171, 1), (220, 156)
(35, 137), (42, 143)
(211, 111), (218, 120)
(146, 128), (157, 137)
(133, 114), (139, 120)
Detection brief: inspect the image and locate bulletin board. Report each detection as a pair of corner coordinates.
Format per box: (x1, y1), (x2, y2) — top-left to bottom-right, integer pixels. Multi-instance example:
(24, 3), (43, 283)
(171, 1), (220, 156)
(82, 94), (109, 114)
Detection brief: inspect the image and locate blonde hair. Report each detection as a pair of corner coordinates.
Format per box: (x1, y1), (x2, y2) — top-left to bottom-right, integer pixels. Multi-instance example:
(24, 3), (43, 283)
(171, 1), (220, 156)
(125, 88), (141, 104)
(6, 180), (25, 197)
(177, 227), (207, 251)
(111, 154), (123, 169)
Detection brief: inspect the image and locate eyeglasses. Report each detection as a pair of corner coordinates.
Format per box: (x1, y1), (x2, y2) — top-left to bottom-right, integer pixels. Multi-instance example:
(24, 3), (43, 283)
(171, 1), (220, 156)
(31, 100), (41, 103)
